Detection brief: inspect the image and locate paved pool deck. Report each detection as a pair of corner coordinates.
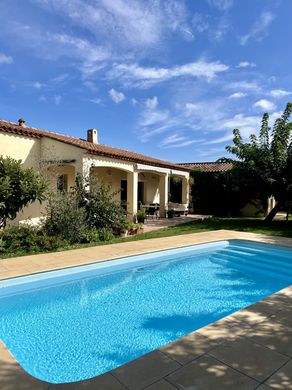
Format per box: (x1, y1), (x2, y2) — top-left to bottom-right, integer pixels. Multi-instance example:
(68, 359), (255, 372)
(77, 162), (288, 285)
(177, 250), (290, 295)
(1, 230), (292, 389)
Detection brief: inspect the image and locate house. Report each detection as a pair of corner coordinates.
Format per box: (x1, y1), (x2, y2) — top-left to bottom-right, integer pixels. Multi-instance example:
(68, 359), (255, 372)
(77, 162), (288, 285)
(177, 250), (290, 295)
(0, 118), (190, 223)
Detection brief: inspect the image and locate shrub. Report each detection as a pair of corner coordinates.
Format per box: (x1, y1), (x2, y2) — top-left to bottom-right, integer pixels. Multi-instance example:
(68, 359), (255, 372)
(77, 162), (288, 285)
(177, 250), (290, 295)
(96, 227), (114, 241)
(0, 226), (67, 254)
(75, 178), (127, 231)
(81, 227), (114, 243)
(0, 156), (47, 228)
(44, 192), (87, 243)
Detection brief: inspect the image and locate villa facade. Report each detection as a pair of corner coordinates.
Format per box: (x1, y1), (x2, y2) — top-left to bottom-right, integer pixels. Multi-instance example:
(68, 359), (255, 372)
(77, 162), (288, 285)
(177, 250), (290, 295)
(0, 118), (190, 223)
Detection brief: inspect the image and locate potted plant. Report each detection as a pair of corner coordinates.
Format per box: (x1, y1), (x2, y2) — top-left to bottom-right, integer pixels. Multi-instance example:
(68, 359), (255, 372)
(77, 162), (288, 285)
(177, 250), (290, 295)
(167, 208), (175, 218)
(126, 222), (136, 235)
(136, 223), (144, 234)
(136, 209), (146, 223)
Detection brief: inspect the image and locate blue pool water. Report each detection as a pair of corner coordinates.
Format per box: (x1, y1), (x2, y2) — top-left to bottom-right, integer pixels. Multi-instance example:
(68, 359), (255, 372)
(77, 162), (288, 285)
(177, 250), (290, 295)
(0, 240), (291, 383)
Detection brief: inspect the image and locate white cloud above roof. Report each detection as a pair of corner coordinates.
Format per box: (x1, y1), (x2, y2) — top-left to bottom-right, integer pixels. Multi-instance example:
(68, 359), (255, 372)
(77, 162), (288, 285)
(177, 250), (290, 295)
(0, 53), (13, 64)
(253, 99), (276, 111)
(108, 88), (126, 103)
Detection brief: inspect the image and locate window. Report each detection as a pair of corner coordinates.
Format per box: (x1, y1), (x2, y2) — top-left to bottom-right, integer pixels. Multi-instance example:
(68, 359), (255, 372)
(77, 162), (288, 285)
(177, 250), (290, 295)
(57, 174), (68, 192)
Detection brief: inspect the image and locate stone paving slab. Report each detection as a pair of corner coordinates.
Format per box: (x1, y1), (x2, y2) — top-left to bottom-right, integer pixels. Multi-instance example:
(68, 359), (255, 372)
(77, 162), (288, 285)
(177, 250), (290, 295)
(266, 360), (292, 389)
(0, 231), (292, 389)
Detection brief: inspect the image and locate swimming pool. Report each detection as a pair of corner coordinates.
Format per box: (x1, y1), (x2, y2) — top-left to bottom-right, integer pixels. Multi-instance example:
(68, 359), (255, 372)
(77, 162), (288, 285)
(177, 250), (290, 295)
(0, 239), (291, 383)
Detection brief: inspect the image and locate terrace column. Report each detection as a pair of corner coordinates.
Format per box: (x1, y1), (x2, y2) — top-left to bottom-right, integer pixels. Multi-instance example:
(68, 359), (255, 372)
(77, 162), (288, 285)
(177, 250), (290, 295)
(182, 177), (190, 205)
(159, 173), (169, 218)
(127, 171), (138, 220)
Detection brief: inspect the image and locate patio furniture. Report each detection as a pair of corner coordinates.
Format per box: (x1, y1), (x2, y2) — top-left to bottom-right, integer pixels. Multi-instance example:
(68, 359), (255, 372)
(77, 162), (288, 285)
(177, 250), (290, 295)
(142, 203), (160, 219)
(168, 202), (188, 216)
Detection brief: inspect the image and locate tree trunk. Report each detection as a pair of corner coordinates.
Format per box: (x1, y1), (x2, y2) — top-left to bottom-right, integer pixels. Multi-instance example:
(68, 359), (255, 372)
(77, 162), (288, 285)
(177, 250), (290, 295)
(264, 200), (283, 222)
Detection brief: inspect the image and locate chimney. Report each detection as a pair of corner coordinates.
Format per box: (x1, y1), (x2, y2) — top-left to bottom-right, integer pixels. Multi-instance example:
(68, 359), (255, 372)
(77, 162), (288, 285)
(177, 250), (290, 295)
(18, 118), (26, 127)
(87, 128), (98, 144)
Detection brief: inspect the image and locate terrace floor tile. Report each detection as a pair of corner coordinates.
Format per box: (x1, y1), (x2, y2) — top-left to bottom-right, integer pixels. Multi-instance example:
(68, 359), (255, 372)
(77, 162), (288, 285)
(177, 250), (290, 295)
(209, 338), (289, 382)
(166, 355), (259, 390)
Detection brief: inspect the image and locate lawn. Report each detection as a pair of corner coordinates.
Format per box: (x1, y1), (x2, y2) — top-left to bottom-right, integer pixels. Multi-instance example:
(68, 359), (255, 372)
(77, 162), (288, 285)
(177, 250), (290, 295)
(1, 217), (292, 259)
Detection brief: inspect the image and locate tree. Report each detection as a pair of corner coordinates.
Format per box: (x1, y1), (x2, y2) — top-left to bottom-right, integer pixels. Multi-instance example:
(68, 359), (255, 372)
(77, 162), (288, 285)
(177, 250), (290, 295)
(0, 157), (47, 228)
(225, 103), (292, 221)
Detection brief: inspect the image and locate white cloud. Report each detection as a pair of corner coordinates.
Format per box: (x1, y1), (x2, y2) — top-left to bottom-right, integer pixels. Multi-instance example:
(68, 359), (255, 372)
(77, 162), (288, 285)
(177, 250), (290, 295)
(253, 99), (276, 111)
(39, 95), (47, 102)
(165, 140), (197, 148)
(108, 88), (125, 103)
(36, 0), (193, 52)
(0, 53), (13, 64)
(227, 81), (261, 92)
(192, 13), (209, 33)
(139, 109), (169, 128)
(32, 81), (45, 89)
(207, 133), (234, 144)
(270, 89), (291, 98)
(109, 59), (229, 88)
(131, 98), (138, 106)
(240, 11), (275, 46)
(89, 98), (102, 104)
(236, 61), (256, 68)
(145, 96), (158, 109)
(220, 114), (262, 138)
(229, 92), (247, 99)
(53, 95), (62, 105)
(185, 103), (202, 116)
(161, 134), (187, 146)
(207, 0), (233, 11)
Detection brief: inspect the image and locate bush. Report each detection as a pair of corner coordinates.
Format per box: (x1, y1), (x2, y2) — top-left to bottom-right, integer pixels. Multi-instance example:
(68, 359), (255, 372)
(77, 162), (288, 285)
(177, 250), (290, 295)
(0, 226), (67, 254)
(76, 178), (127, 231)
(44, 192), (87, 244)
(96, 227), (114, 241)
(0, 156), (47, 228)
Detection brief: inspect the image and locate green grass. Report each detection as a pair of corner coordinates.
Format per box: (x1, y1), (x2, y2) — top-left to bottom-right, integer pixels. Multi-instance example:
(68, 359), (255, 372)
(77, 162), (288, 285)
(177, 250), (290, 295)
(1, 217), (292, 260)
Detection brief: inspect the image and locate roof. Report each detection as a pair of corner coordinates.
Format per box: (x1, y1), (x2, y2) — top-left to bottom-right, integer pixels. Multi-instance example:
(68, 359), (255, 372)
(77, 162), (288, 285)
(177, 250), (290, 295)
(177, 161), (233, 172)
(0, 119), (190, 172)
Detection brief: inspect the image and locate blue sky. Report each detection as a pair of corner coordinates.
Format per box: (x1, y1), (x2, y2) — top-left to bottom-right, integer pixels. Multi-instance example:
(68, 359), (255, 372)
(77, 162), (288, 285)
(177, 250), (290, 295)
(1, 0), (292, 162)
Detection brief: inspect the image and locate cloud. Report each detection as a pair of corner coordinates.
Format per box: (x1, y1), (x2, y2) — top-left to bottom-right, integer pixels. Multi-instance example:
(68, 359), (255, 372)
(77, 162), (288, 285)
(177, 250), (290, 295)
(229, 92), (247, 99)
(207, 0), (233, 11)
(35, 0), (193, 52)
(109, 59), (229, 88)
(253, 99), (276, 111)
(108, 88), (125, 103)
(185, 103), (203, 116)
(227, 81), (261, 92)
(0, 53), (13, 64)
(47, 33), (110, 78)
(207, 133), (234, 144)
(139, 109), (169, 128)
(165, 139), (197, 148)
(53, 95), (62, 105)
(161, 134), (187, 146)
(220, 113), (262, 137)
(131, 98), (138, 106)
(192, 13), (210, 33)
(270, 89), (291, 98)
(236, 61), (256, 68)
(32, 81), (45, 89)
(145, 96), (158, 109)
(89, 98), (102, 105)
(240, 11), (275, 46)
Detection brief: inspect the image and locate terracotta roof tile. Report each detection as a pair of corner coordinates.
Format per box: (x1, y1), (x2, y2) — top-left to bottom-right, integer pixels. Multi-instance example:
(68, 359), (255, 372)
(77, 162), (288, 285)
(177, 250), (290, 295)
(177, 162), (233, 172)
(0, 120), (190, 172)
